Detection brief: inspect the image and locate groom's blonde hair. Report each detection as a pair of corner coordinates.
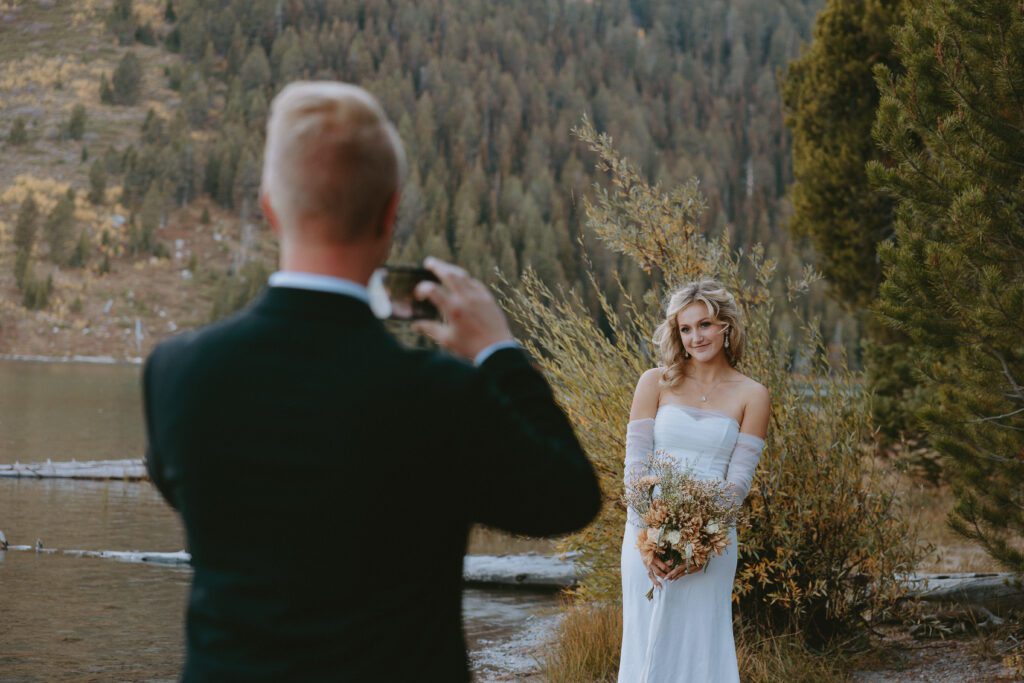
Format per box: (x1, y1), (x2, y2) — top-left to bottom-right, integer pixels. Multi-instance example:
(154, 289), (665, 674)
(261, 81), (406, 243)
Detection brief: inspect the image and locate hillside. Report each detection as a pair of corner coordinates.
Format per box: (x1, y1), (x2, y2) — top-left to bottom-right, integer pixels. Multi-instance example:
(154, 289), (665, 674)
(0, 0), (273, 358)
(0, 0), (845, 361)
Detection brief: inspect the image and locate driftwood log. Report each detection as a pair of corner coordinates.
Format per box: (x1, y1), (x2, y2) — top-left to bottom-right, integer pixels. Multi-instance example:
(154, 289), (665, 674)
(2, 520), (1019, 602)
(0, 534), (576, 588)
(0, 459), (147, 480)
(904, 572), (1024, 616)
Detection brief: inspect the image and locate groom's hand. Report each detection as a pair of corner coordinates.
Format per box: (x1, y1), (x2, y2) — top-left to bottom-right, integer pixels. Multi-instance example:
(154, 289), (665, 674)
(412, 256), (514, 361)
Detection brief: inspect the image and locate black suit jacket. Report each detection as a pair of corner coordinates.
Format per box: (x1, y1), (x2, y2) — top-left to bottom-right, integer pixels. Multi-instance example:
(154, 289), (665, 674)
(142, 286), (601, 682)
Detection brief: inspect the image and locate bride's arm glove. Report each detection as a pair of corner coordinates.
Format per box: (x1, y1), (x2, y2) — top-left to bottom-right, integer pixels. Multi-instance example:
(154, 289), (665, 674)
(624, 418), (655, 486)
(723, 434), (765, 505)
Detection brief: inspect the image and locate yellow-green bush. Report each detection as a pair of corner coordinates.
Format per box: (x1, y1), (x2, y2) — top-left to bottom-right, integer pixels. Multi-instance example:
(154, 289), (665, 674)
(503, 119), (919, 642)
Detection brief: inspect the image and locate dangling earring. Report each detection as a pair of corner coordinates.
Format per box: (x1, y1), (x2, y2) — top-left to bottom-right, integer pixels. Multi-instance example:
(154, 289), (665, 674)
(684, 349), (691, 359)
(725, 333), (730, 349)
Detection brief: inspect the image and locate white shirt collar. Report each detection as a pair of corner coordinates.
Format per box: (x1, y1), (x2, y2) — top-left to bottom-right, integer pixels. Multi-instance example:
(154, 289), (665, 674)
(267, 271), (370, 306)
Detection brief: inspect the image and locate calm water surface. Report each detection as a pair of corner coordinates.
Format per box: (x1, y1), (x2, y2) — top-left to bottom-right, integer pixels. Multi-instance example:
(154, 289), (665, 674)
(0, 360), (145, 464)
(0, 360), (556, 681)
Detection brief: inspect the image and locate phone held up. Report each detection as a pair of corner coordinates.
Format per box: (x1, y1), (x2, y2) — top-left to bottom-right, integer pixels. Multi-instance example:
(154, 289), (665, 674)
(368, 265), (441, 321)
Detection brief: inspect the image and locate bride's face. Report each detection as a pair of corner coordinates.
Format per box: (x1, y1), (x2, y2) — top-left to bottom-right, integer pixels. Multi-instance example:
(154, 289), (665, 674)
(676, 302), (728, 361)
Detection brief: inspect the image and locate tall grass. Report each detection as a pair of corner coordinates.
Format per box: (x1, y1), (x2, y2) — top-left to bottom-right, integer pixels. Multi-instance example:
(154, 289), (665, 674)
(542, 602), (850, 682)
(542, 602), (622, 683)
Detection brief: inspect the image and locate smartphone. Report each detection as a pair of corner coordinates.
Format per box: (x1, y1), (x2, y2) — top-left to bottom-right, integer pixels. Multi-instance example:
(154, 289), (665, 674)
(369, 266), (441, 321)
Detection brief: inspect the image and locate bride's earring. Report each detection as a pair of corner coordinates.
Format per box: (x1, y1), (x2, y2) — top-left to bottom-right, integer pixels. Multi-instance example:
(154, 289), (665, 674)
(725, 334), (730, 349)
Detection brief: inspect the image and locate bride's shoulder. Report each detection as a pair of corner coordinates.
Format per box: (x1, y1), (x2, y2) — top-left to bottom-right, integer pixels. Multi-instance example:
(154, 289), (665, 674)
(630, 368), (664, 420)
(734, 373), (770, 406)
(635, 367), (665, 394)
(638, 367), (664, 383)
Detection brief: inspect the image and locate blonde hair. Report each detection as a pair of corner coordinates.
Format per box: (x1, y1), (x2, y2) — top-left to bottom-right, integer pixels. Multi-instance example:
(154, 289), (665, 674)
(652, 279), (745, 387)
(261, 81), (407, 242)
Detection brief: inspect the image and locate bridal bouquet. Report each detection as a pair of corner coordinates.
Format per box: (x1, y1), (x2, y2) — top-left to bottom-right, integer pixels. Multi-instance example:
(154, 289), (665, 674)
(624, 451), (746, 600)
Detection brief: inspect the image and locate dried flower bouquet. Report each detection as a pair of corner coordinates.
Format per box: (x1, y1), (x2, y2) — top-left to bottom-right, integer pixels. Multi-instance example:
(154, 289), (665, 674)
(624, 451), (746, 600)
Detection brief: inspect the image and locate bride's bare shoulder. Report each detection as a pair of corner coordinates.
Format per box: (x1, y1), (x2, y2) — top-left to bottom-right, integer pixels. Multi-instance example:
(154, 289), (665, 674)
(734, 374), (769, 404)
(638, 367), (664, 385)
(630, 368), (664, 420)
(734, 374), (770, 437)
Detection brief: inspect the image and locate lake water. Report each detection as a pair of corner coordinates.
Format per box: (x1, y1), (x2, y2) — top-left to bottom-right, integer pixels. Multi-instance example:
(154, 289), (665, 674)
(0, 359), (558, 681)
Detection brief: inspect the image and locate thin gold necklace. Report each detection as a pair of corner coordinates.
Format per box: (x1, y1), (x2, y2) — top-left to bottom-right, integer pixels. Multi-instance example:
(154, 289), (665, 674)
(689, 375), (727, 402)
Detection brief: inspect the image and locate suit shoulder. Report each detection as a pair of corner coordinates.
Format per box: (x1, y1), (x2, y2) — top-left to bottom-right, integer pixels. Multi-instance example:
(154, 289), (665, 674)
(144, 308), (253, 378)
(406, 347), (476, 386)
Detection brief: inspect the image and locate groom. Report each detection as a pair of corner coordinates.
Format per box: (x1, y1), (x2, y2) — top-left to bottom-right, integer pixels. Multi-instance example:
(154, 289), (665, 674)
(142, 81), (601, 682)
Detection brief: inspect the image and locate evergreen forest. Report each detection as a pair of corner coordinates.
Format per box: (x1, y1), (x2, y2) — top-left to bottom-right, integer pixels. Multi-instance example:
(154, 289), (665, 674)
(89, 0), (856, 361)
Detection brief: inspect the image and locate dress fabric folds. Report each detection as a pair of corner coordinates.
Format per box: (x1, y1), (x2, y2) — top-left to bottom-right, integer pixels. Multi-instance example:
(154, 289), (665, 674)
(618, 403), (763, 683)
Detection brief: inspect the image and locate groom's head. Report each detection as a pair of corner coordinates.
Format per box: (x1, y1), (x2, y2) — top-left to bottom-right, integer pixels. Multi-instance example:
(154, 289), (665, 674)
(260, 82), (406, 252)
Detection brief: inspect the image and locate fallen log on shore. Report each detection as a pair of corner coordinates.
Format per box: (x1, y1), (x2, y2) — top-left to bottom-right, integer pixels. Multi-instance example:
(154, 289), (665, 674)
(463, 553), (577, 589)
(3, 529), (1017, 601)
(0, 353), (141, 365)
(904, 572), (1023, 616)
(2, 545), (190, 566)
(0, 459), (147, 481)
(0, 534), (576, 587)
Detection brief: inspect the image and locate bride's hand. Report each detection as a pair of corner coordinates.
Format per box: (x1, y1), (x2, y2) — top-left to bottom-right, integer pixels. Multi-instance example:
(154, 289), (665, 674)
(643, 555), (673, 590)
(665, 558), (704, 581)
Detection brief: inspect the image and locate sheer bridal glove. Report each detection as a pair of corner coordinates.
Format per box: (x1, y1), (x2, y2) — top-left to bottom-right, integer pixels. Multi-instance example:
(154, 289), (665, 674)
(624, 418), (655, 486)
(723, 433), (765, 505)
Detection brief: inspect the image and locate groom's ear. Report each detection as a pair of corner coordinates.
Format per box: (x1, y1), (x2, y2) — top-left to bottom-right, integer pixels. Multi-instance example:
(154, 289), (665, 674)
(377, 190), (401, 241)
(260, 193), (281, 236)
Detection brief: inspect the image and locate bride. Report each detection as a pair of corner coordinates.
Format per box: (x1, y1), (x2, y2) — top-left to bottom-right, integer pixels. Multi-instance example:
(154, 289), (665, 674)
(618, 279), (770, 682)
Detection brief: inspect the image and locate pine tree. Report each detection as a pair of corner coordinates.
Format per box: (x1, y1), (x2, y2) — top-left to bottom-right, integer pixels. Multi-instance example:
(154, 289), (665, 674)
(14, 193), (38, 254)
(7, 116), (28, 145)
(782, 0), (924, 440)
(135, 22), (157, 46)
(45, 189), (76, 264)
(870, 0), (1024, 571)
(106, 0), (137, 46)
(67, 104), (87, 140)
(68, 230), (91, 268)
(111, 51), (143, 105)
(88, 159), (107, 205)
(784, 0), (903, 305)
(240, 45), (271, 91)
(14, 250), (29, 289)
(136, 183), (163, 254)
(99, 73), (114, 104)
(13, 194), (39, 289)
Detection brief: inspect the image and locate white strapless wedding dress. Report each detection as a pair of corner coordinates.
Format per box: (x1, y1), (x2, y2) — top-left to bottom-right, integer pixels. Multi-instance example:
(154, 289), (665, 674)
(618, 403), (760, 683)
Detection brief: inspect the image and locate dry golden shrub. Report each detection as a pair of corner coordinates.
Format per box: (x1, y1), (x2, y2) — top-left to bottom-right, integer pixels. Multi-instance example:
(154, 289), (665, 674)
(735, 620), (849, 683)
(542, 603), (849, 682)
(502, 118), (919, 642)
(542, 602), (623, 683)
